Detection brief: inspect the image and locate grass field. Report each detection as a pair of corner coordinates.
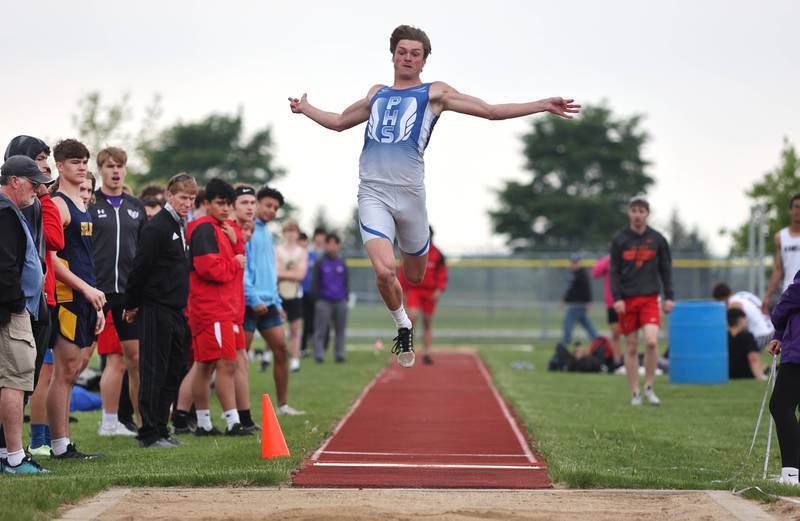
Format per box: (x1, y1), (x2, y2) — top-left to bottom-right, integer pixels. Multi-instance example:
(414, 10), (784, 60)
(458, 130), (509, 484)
(3, 324), (796, 520)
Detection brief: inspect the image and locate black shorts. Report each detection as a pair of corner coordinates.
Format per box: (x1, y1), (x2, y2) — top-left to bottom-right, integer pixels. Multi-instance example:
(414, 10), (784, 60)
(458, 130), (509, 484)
(104, 293), (140, 342)
(607, 307), (619, 325)
(281, 297), (303, 322)
(55, 301), (97, 348)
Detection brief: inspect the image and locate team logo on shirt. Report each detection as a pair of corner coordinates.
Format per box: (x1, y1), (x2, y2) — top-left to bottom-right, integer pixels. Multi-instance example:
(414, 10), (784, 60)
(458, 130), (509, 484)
(367, 96), (417, 144)
(96, 208), (107, 219)
(127, 209), (140, 220)
(80, 222), (93, 237)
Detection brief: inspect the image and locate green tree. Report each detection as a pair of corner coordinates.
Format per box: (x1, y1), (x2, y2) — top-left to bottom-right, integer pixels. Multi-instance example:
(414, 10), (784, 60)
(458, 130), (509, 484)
(665, 208), (708, 255)
(490, 104), (654, 251)
(72, 92), (132, 157)
(729, 139), (800, 256)
(141, 111), (285, 186)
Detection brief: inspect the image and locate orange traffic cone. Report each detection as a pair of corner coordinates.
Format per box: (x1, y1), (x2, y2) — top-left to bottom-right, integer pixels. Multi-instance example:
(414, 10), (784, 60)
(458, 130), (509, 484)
(261, 394), (290, 459)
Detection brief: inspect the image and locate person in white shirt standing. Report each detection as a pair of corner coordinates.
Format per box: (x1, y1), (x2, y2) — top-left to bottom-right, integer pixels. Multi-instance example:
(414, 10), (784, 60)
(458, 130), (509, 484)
(763, 195), (800, 313)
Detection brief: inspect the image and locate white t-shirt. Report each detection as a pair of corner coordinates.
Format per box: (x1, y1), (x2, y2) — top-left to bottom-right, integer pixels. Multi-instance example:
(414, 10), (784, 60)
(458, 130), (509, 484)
(730, 291), (774, 338)
(276, 242), (306, 299)
(780, 227), (800, 290)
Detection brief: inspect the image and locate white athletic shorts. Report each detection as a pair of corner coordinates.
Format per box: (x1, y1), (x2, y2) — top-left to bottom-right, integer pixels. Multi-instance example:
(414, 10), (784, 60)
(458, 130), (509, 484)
(357, 181), (430, 256)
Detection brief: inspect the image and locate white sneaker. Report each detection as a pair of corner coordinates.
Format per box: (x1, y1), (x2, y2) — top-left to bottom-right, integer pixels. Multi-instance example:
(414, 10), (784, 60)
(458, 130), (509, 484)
(290, 357), (300, 372)
(631, 394), (642, 406)
(277, 404), (306, 416)
(778, 475), (800, 486)
(644, 387), (661, 406)
(98, 421), (137, 436)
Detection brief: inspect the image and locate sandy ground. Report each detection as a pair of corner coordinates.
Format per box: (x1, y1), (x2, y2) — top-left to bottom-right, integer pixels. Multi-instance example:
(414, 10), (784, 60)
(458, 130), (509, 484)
(56, 487), (794, 521)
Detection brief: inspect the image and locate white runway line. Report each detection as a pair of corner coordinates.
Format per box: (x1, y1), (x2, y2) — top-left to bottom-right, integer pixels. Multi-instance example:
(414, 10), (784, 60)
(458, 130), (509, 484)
(321, 450), (530, 458)
(473, 354), (538, 463)
(311, 367), (388, 462)
(312, 462), (547, 471)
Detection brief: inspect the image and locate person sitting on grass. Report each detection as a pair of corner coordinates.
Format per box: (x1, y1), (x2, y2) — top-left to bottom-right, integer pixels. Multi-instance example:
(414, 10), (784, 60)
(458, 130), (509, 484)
(727, 308), (765, 380)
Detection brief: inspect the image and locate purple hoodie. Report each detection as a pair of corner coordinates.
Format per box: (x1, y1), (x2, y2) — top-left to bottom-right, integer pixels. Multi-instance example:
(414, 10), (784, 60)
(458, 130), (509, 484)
(771, 272), (800, 365)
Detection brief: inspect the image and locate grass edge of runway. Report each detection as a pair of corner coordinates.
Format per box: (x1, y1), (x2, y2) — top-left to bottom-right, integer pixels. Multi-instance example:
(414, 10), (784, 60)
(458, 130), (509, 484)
(482, 347), (800, 497)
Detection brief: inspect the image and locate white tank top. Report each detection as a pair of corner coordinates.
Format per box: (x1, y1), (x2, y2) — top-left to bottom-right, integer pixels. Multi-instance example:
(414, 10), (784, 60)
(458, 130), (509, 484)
(276, 243), (306, 299)
(780, 228), (800, 290)
(730, 291), (774, 338)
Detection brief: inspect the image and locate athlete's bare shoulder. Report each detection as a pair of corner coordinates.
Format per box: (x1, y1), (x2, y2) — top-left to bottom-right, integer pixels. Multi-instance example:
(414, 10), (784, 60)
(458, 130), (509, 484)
(367, 84), (386, 99)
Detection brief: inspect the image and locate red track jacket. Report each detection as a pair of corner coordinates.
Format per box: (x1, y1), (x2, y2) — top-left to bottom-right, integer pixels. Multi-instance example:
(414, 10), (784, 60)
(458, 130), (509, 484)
(398, 244), (448, 293)
(187, 216), (243, 335)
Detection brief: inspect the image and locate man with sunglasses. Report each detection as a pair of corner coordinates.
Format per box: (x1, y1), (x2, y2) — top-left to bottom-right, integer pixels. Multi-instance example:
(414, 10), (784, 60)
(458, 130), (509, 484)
(0, 155), (51, 473)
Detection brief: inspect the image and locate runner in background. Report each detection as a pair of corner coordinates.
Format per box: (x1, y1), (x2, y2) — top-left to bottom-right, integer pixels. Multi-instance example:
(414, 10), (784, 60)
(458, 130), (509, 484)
(763, 194), (800, 313)
(398, 226), (447, 365)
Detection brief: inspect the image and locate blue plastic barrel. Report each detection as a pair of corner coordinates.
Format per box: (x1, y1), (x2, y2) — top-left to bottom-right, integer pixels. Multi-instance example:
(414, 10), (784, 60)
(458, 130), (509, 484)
(669, 300), (728, 384)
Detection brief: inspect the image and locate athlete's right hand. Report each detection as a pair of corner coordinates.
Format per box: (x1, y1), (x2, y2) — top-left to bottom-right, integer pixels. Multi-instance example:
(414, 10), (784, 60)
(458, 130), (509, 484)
(288, 94), (307, 114)
(761, 299), (770, 315)
(613, 300), (626, 315)
(253, 304), (268, 316)
(235, 254), (246, 269)
(768, 339), (782, 356)
(83, 286), (107, 310)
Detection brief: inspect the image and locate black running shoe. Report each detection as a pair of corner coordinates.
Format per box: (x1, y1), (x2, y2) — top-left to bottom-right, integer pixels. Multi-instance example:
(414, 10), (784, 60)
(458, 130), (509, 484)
(173, 425), (195, 435)
(224, 423), (253, 436)
(241, 423), (262, 433)
(423, 354), (434, 365)
(391, 327), (415, 368)
(50, 443), (102, 460)
(194, 426), (223, 437)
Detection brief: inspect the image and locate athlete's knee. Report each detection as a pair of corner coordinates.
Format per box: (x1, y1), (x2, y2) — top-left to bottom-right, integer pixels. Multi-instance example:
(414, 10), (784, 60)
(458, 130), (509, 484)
(405, 270), (424, 284)
(374, 266), (397, 287)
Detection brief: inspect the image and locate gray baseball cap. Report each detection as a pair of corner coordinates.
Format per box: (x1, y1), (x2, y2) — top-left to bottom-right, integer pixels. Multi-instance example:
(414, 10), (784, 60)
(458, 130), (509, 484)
(1, 155), (55, 185)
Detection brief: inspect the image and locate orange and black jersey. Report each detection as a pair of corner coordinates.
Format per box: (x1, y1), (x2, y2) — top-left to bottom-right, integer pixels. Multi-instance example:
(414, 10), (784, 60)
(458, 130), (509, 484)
(609, 226), (674, 301)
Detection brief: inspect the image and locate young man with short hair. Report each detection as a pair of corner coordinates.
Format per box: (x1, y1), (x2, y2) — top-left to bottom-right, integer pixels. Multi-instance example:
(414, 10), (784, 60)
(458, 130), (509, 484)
(299, 229), (325, 357)
(727, 308), (766, 380)
(244, 187), (304, 416)
(89, 147), (145, 437)
(124, 174), (196, 448)
(610, 197), (674, 406)
(0, 155), (51, 473)
(48, 139), (106, 460)
(186, 179), (249, 436)
(290, 24), (579, 367)
(763, 194), (800, 313)
(231, 185), (259, 431)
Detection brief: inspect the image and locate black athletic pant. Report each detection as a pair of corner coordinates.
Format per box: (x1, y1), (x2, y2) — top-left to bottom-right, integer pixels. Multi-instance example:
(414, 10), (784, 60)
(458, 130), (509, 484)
(30, 305), (51, 392)
(769, 363), (800, 468)
(118, 372), (134, 426)
(301, 293), (316, 353)
(137, 303), (189, 445)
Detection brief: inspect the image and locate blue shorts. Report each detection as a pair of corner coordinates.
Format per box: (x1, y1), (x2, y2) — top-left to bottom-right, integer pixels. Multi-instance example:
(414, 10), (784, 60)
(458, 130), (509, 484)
(243, 304), (283, 333)
(43, 348), (53, 365)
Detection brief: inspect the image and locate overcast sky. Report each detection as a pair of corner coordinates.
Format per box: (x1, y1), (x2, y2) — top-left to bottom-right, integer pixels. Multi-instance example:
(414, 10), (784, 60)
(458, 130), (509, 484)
(3, 0), (798, 255)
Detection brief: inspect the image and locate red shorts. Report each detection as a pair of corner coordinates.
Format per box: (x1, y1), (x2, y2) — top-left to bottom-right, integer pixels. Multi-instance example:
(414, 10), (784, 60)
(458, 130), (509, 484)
(97, 310), (122, 355)
(192, 321), (237, 362)
(619, 295), (661, 335)
(234, 323), (246, 351)
(405, 289), (439, 316)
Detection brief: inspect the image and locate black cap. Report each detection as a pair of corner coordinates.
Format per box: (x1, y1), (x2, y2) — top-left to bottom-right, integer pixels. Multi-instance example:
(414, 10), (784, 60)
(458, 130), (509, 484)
(235, 185), (256, 198)
(1, 155), (55, 185)
(4, 135), (50, 161)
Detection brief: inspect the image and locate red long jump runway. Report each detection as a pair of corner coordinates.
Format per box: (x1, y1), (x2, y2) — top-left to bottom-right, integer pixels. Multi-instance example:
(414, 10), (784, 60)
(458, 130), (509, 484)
(292, 352), (551, 489)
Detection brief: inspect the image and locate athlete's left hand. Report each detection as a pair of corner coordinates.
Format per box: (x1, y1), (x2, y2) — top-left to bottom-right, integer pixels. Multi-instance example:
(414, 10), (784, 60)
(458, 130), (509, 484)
(663, 300), (675, 314)
(95, 309), (106, 335)
(432, 289), (442, 303)
(544, 98), (581, 119)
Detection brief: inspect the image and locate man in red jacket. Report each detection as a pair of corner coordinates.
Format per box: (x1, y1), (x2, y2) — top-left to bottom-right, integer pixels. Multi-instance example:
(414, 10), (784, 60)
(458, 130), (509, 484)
(399, 227), (448, 365)
(186, 179), (249, 436)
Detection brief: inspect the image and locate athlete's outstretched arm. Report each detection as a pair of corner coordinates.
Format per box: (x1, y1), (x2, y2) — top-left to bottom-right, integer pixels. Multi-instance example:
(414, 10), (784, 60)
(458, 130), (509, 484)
(430, 82), (580, 120)
(288, 85), (383, 132)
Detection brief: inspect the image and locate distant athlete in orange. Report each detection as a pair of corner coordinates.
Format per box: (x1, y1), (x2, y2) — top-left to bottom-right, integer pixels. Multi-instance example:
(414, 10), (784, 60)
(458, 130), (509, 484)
(399, 226), (447, 365)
